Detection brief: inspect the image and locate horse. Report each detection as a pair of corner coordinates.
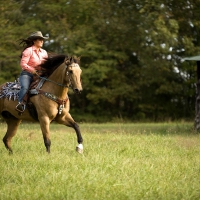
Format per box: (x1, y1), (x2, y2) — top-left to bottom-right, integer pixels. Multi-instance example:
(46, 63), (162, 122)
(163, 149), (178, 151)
(0, 54), (83, 154)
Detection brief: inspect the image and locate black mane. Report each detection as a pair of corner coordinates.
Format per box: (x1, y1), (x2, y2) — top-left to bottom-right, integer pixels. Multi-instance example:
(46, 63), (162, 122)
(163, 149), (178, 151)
(40, 54), (66, 77)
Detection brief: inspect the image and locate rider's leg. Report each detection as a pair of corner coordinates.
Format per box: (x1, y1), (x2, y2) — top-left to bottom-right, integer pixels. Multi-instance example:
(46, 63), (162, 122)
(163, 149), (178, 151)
(16, 71), (33, 112)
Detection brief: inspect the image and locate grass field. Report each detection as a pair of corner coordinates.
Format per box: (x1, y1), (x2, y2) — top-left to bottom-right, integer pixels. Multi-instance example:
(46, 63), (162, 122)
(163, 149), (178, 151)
(0, 122), (200, 200)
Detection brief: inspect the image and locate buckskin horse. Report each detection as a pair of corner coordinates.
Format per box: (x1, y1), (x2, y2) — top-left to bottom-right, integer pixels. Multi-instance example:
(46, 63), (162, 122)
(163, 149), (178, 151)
(0, 54), (83, 154)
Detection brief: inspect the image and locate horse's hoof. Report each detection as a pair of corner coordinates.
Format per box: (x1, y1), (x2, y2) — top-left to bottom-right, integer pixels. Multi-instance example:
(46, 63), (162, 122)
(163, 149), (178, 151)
(76, 144), (83, 154)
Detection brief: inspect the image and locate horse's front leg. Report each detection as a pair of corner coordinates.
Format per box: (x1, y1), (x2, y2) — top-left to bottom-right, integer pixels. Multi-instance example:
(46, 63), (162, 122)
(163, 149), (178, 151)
(55, 112), (83, 154)
(39, 116), (51, 153)
(72, 122), (83, 154)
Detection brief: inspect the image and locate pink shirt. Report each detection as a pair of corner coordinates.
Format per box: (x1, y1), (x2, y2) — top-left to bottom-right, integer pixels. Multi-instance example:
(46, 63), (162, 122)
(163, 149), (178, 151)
(20, 46), (48, 73)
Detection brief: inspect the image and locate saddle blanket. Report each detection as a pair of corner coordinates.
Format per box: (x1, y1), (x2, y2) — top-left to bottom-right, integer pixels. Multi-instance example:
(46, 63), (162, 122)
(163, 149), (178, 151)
(0, 80), (20, 101)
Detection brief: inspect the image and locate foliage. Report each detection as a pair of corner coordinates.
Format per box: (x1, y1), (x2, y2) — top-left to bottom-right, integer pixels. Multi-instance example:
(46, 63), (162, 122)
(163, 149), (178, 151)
(0, 0), (200, 121)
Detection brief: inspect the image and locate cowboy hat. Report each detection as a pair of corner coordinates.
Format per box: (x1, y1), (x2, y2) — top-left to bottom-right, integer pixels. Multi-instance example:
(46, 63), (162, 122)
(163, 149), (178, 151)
(27, 31), (49, 40)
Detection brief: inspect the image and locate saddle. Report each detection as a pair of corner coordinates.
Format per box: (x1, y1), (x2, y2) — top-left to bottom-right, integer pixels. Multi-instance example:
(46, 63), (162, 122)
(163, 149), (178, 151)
(0, 75), (44, 120)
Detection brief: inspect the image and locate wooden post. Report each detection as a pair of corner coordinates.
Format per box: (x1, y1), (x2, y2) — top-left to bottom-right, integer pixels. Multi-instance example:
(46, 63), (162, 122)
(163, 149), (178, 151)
(194, 61), (200, 130)
(183, 56), (200, 130)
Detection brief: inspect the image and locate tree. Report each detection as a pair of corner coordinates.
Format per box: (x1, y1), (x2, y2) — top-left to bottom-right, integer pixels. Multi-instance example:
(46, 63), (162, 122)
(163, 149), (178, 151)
(0, 0), (200, 121)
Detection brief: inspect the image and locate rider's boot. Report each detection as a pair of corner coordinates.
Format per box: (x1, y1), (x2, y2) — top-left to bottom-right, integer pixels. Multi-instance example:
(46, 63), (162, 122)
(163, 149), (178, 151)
(15, 102), (26, 113)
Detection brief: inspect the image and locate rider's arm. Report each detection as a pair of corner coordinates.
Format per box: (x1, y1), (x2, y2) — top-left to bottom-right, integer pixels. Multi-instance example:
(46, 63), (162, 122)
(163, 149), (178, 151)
(20, 47), (36, 73)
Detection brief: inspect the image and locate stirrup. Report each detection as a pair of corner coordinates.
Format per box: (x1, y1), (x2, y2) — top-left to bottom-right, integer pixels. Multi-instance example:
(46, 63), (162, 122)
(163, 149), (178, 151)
(15, 102), (26, 113)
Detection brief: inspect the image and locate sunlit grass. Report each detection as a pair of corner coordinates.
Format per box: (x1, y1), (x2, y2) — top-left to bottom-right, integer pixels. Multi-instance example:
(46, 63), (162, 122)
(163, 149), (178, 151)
(0, 122), (200, 199)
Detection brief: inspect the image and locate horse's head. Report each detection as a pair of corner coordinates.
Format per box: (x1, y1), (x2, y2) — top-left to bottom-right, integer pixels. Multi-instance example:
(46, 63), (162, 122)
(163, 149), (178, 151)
(65, 56), (82, 94)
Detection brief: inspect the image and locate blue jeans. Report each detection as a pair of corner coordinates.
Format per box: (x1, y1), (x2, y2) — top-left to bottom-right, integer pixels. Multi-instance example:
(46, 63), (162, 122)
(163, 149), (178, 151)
(18, 71), (33, 102)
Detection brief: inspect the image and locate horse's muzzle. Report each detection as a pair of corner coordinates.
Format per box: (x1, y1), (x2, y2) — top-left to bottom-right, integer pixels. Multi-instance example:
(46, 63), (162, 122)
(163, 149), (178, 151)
(74, 88), (82, 94)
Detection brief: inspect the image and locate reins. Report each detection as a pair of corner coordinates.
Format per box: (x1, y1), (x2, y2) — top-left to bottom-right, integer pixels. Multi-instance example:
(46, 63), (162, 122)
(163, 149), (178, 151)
(35, 74), (69, 88)
(35, 62), (74, 88)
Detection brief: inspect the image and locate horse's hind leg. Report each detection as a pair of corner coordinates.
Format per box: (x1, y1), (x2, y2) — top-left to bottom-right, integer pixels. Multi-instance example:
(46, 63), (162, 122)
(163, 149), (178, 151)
(2, 112), (21, 154)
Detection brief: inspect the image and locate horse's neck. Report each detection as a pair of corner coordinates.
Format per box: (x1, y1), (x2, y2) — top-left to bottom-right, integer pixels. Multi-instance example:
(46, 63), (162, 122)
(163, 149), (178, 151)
(42, 63), (69, 99)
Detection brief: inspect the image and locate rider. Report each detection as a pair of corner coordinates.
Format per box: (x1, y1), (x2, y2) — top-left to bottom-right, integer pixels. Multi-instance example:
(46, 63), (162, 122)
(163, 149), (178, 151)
(16, 31), (49, 113)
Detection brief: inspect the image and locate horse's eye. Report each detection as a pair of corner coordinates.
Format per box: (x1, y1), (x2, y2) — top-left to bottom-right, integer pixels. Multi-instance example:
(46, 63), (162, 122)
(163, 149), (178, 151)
(69, 70), (73, 74)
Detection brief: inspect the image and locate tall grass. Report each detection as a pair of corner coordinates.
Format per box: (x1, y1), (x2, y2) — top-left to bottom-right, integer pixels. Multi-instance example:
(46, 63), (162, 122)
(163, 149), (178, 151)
(0, 122), (200, 199)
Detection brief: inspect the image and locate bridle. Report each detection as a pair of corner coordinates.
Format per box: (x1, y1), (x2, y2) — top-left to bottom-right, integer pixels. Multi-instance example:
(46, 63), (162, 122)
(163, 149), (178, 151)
(66, 62), (82, 90)
(66, 71), (73, 88)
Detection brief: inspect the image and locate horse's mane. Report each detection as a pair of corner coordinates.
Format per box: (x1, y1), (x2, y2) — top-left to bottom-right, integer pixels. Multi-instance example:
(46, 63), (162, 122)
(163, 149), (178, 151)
(40, 54), (66, 77)
(39, 53), (80, 77)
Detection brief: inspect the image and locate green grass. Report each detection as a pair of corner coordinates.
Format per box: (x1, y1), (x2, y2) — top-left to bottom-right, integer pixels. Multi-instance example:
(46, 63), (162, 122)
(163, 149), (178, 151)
(0, 122), (200, 199)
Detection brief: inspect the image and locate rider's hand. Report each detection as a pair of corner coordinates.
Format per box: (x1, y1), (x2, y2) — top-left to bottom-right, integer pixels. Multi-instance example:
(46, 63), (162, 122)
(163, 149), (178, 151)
(32, 70), (38, 75)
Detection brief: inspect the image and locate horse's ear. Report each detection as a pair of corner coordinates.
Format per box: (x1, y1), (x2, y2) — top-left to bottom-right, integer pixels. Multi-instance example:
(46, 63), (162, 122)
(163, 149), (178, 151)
(73, 56), (81, 64)
(70, 57), (74, 62)
(65, 57), (71, 65)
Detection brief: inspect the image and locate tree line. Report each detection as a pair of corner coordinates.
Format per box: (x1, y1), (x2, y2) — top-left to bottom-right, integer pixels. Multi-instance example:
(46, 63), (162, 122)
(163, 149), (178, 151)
(0, 0), (200, 122)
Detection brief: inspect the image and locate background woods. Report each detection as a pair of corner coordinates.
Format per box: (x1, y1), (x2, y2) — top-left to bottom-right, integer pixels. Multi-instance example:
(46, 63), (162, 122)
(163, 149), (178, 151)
(1, 0), (200, 122)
